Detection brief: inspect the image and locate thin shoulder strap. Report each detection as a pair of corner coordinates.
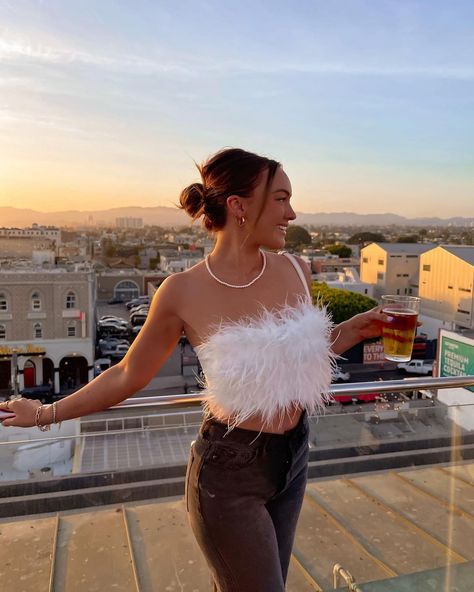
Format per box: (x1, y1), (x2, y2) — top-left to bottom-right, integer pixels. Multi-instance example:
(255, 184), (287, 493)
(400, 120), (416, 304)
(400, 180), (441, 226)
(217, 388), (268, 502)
(280, 251), (311, 299)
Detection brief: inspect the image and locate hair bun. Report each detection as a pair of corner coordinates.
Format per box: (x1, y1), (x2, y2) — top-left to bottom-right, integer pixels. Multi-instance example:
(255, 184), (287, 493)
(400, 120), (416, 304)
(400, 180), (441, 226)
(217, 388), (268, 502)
(179, 183), (206, 219)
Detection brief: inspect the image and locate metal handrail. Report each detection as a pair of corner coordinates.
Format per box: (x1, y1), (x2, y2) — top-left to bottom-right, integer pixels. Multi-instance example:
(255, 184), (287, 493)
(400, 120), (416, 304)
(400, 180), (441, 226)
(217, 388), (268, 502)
(114, 375), (474, 409)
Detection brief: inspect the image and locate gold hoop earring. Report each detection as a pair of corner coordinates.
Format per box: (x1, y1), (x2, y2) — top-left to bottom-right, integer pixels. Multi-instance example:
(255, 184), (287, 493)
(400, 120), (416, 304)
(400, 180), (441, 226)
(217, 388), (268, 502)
(238, 216), (246, 227)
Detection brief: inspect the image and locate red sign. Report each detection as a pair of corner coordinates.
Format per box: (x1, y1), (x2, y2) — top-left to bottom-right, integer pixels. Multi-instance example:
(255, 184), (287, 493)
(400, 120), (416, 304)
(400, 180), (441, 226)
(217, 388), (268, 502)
(363, 341), (385, 363)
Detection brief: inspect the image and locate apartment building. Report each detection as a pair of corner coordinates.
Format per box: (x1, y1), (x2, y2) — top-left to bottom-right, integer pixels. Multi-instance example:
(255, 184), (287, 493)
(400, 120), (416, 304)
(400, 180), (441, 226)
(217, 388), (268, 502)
(360, 243), (435, 299)
(419, 246), (474, 336)
(0, 268), (95, 395)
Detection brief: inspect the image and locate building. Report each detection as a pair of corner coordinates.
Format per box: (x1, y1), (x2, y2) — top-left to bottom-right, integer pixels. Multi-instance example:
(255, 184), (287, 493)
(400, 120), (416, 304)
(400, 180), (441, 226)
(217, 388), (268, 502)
(0, 268), (96, 395)
(314, 268), (374, 298)
(360, 243), (435, 299)
(0, 225), (62, 244)
(418, 246), (474, 337)
(115, 217), (144, 229)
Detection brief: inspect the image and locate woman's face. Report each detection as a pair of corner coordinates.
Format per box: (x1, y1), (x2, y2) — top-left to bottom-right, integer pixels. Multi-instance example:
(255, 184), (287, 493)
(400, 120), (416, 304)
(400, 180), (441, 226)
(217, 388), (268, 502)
(246, 166), (296, 250)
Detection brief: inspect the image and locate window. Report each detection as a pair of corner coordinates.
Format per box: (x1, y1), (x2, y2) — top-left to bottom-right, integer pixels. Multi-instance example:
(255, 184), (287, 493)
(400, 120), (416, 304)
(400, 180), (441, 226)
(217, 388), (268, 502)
(67, 324), (76, 337)
(459, 288), (472, 293)
(65, 291), (77, 309)
(31, 291), (42, 311)
(457, 309), (470, 315)
(403, 274), (409, 277)
(448, 285), (453, 289)
(408, 288), (413, 295)
(33, 323), (42, 338)
(0, 293), (7, 311)
(362, 257), (368, 263)
(422, 264), (431, 272)
(0, 325), (5, 340)
(378, 259), (384, 265)
(377, 272), (384, 280)
(396, 289), (400, 295)
(364, 289), (368, 294)
(406, 255), (418, 258)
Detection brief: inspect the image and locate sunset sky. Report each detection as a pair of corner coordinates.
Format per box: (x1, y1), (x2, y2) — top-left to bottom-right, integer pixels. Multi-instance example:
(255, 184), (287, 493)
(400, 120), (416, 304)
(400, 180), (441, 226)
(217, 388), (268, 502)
(0, 0), (473, 217)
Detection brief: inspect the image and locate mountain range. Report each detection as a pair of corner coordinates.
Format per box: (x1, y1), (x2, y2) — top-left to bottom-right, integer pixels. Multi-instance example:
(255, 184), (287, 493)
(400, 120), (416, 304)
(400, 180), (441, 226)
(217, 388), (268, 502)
(0, 206), (473, 228)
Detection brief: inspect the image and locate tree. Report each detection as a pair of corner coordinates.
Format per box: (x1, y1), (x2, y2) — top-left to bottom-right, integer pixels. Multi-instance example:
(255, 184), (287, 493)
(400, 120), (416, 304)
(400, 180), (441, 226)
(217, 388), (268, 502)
(348, 232), (385, 244)
(327, 244), (352, 258)
(311, 282), (377, 324)
(285, 225), (312, 249)
(396, 235), (418, 243)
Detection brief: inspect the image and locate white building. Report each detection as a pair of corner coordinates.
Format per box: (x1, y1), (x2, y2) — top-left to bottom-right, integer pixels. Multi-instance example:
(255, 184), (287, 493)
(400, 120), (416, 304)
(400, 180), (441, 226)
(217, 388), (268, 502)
(360, 242), (435, 299)
(418, 246), (474, 339)
(115, 217), (144, 229)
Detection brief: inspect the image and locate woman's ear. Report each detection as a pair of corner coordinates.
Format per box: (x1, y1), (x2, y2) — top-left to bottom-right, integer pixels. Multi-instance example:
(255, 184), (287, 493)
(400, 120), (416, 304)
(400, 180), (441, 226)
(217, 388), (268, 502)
(226, 195), (246, 218)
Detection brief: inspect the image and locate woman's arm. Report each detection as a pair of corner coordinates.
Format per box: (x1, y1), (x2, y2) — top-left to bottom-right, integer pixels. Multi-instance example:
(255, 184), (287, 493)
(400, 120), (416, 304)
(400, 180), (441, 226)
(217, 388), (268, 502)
(330, 308), (386, 355)
(0, 274), (185, 427)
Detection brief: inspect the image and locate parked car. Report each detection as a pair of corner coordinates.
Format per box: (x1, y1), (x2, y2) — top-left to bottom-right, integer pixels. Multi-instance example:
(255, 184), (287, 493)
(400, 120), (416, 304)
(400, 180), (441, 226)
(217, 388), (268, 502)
(99, 315), (127, 322)
(333, 366), (351, 382)
(110, 344), (130, 359)
(99, 337), (129, 347)
(397, 360), (434, 375)
(97, 322), (129, 336)
(20, 385), (54, 404)
(94, 358), (112, 377)
(130, 313), (148, 326)
(128, 305), (149, 315)
(98, 318), (129, 327)
(126, 296), (150, 310)
(107, 297), (124, 304)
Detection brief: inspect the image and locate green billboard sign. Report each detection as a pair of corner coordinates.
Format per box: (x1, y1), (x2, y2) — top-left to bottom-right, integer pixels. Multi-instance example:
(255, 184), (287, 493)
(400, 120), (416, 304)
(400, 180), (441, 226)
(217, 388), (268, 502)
(439, 334), (474, 393)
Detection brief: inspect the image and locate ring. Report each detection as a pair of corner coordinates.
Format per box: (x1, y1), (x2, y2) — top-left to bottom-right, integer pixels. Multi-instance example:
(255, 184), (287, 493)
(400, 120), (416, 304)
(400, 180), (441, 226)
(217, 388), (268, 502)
(5, 400), (10, 409)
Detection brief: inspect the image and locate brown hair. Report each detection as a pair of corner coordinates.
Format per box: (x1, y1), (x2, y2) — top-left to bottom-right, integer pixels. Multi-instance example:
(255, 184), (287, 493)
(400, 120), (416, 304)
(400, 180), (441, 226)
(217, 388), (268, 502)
(179, 148), (280, 231)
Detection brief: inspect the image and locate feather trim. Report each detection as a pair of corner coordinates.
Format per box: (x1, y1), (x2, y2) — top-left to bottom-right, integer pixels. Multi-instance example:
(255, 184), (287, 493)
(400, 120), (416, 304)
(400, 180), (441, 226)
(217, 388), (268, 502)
(195, 298), (337, 430)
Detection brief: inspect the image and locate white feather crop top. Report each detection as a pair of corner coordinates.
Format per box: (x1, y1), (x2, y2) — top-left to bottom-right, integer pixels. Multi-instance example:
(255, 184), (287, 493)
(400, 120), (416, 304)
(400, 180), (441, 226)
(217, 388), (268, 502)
(195, 253), (337, 427)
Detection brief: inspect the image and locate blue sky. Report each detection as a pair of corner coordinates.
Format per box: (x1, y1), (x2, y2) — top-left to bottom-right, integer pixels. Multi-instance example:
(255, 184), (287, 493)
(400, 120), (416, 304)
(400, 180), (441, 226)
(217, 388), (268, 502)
(0, 0), (473, 217)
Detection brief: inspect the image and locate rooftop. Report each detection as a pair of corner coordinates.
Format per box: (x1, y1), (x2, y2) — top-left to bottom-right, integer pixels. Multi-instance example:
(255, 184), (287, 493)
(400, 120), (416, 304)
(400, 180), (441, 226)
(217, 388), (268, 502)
(440, 245), (474, 266)
(1, 460), (473, 591)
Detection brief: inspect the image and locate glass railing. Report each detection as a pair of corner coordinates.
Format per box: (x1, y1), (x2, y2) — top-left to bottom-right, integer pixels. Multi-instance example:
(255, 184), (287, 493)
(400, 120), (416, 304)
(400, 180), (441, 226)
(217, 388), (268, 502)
(1, 375), (473, 591)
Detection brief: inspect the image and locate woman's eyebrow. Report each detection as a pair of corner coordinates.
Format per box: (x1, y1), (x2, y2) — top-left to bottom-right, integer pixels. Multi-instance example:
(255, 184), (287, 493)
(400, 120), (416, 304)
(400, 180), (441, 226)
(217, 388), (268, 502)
(272, 189), (291, 196)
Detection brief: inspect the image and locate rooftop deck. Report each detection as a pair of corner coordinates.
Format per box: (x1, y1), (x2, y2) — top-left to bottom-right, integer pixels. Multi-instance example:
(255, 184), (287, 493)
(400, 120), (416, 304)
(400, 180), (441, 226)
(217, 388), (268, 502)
(1, 460), (473, 591)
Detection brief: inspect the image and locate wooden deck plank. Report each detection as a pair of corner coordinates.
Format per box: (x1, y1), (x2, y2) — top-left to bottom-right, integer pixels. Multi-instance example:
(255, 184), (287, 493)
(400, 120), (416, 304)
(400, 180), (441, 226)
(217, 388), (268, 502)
(292, 492), (394, 590)
(53, 507), (137, 592)
(0, 516), (56, 592)
(306, 479), (461, 575)
(442, 461), (474, 485)
(349, 472), (474, 559)
(396, 467), (474, 516)
(126, 499), (211, 591)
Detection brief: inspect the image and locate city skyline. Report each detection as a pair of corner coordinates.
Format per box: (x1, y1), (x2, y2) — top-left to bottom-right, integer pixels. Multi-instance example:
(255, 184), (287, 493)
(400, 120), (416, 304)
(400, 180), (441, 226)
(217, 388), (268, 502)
(1, 1), (473, 216)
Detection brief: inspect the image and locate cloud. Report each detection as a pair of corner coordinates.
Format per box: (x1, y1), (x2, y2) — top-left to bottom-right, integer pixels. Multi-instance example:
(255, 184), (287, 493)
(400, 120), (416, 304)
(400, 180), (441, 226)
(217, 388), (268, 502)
(1, 29), (473, 81)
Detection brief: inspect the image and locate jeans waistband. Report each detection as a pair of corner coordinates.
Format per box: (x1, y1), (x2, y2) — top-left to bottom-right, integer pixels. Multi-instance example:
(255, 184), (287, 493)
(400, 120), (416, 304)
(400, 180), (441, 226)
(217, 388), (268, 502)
(200, 410), (308, 449)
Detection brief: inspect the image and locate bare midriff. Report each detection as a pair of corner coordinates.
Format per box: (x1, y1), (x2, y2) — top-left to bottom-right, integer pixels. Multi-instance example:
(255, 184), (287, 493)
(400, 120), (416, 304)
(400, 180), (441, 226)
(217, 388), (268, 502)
(206, 401), (303, 434)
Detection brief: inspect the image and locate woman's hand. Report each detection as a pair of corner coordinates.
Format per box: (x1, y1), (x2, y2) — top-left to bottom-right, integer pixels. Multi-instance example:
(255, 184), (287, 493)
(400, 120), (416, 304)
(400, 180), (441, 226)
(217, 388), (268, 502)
(331, 306), (389, 355)
(349, 306), (388, 341)
(0, 397), (42, 428)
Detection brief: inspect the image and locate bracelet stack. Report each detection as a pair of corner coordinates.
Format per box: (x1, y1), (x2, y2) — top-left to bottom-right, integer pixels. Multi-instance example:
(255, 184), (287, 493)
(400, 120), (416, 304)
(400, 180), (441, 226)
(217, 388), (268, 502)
(35, 402), (61, 432)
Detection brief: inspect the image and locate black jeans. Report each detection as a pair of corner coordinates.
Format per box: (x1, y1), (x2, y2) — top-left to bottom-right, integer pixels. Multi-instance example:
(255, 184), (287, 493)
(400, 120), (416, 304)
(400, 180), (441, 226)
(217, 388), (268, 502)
(185, 411), (309, 592)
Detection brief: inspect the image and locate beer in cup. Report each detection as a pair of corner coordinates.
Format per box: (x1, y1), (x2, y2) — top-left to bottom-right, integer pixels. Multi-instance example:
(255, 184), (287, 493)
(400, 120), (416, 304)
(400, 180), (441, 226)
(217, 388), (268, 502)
(381, 295), (420, 362)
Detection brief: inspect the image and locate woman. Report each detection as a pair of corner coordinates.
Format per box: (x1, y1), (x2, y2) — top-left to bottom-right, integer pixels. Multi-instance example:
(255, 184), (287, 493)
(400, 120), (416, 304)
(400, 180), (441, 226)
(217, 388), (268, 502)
(0, 148), (385, 591)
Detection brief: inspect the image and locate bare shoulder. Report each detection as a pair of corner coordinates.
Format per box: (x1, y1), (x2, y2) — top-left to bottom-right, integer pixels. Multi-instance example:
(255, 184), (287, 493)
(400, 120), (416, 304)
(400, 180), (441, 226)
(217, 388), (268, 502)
(153, 262), (207, 308)
(269, 251), (311, 280)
